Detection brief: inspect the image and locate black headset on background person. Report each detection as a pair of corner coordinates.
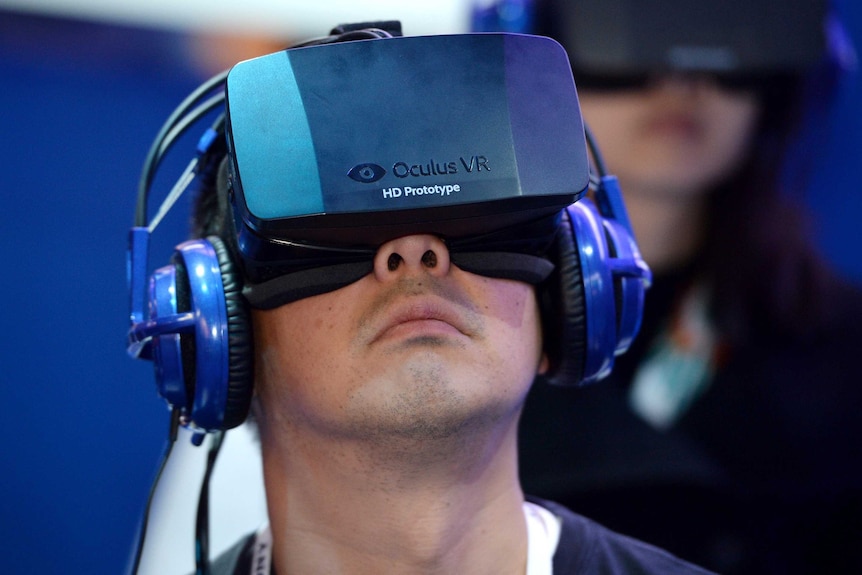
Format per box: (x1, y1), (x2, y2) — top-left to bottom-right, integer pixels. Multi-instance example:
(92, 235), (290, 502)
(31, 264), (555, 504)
(471, 0), (840, 75)
(125, 22), (650, 574)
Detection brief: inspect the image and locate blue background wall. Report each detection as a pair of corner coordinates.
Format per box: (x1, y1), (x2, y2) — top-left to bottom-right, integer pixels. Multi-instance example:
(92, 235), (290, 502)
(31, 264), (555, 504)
(0, 12), (205, 573)
(0, 4), (859, 573)
(805, 1), (862, 279)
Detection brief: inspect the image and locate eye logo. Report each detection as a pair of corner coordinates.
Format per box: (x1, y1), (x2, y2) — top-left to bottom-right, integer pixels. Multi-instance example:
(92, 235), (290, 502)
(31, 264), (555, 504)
(347, 163), (386, 183)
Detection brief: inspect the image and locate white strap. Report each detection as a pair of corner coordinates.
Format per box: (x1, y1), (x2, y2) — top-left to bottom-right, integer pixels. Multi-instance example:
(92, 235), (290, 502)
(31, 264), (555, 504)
(249, 523), (272, 575)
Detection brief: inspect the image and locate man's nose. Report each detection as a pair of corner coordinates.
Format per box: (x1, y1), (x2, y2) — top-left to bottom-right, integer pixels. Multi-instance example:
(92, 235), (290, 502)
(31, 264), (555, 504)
(372, 234), (451, 282)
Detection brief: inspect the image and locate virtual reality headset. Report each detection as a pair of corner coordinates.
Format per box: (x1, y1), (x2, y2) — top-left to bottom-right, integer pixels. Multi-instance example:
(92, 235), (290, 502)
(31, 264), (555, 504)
(475, 0), (827, 82)
(223, 32), (590, 300)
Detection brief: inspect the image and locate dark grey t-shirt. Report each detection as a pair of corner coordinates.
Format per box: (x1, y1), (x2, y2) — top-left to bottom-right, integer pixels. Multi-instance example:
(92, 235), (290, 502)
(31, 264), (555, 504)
(198, 497), (715, 575)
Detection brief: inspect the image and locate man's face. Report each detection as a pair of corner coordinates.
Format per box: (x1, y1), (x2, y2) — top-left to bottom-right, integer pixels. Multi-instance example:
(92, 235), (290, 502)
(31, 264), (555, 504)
(251, 234), (547, 446)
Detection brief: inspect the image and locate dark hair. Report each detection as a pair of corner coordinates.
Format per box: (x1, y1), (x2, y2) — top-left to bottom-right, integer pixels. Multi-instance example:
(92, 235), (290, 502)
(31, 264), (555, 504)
(703, 65), (850, 345)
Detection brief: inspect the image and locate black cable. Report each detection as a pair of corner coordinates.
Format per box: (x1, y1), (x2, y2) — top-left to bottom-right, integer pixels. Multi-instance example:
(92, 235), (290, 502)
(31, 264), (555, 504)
(292, 27), (393, 48)
(583, 122), (607, 191)
(128, 408), (181, 575)
(155, 98), (226, 171)
(135, 69), (229, 227)
(195, 431), (225, 575)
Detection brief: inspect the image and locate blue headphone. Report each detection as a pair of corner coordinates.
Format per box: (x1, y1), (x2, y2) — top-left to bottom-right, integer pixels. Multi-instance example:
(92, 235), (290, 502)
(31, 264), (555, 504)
(126, 28), (651, 435)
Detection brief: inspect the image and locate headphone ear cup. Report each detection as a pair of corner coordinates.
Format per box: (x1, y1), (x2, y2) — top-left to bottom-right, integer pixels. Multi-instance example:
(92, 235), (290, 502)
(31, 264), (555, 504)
(168, 236), (253, 431)
(543, 199), (637, 386)
(567, 200), (624, 384)
(540, 207), (587, 386)
(207, 235), (254, 430)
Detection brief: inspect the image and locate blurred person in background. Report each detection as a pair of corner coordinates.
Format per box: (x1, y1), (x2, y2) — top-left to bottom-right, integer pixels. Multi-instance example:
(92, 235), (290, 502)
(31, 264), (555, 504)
(474, 0), (862, 573)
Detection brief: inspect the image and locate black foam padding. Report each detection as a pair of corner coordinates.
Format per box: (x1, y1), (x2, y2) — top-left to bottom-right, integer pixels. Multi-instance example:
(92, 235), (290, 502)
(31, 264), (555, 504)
(540, 209), (587, 386)
(209, 235), (254, 429)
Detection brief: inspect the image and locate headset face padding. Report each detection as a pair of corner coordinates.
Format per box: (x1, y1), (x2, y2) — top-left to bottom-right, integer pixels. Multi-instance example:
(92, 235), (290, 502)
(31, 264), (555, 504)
(148, 235), (253, 432)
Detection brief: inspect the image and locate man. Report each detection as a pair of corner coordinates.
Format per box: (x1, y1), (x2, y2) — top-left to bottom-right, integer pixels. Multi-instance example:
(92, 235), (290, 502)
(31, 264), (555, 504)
(250, 232), (547, 573)
(127, 22), (710, 574)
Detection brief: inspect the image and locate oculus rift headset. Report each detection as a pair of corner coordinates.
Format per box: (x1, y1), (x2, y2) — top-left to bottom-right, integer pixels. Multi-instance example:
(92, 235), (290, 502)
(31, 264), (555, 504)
(126, 23), (651, 435)
(472, 0), (829, 79)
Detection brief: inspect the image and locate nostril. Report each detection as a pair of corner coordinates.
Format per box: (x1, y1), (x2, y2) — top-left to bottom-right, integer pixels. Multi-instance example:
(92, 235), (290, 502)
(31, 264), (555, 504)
(375, 236), (449, 279)
(387, 253), (403, 271)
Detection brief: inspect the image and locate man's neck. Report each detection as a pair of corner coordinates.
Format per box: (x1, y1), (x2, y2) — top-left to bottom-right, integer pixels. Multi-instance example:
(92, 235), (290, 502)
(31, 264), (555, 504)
(259, 418), (528, 575)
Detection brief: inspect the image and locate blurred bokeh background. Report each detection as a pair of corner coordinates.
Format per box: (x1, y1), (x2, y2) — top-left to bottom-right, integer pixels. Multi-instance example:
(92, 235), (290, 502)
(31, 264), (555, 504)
(0, 1), (859, 573)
